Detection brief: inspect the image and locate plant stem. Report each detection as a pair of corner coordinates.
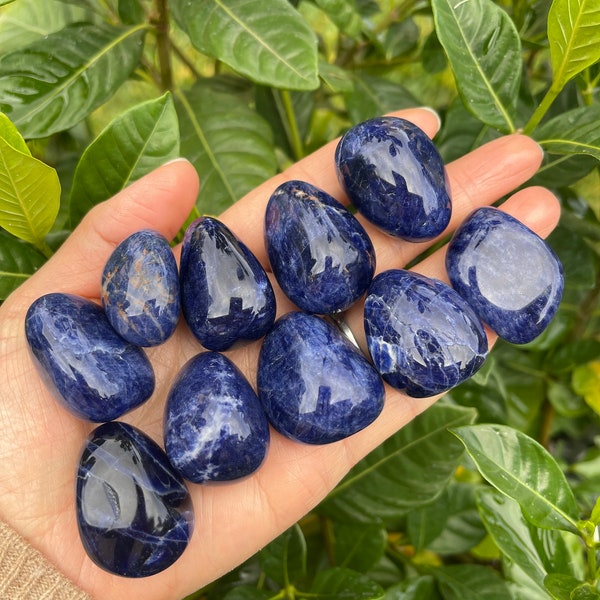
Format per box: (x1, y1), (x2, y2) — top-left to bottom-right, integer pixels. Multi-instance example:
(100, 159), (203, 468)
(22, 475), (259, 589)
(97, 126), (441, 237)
(36, 238), (54, 259)
(588, 542), (598, 584)
(280, 90), (304, 161)
(523, 83), (561, 134)
(153, 0), (173, 91)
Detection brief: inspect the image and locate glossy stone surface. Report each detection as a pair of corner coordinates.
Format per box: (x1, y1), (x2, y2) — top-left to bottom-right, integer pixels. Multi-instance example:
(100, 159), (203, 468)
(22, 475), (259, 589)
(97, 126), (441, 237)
(446, 207), (564, 344)
(180, 217), (276, 351)
(164, 352), (270, 483)
(265, 180), (376, 314)
(101, 229), (180, 347)
(364, 270), (488, 397)
(335, 116), (451, 241)
(25, 293), (155, 422)
(257, 312), (384, 444)
(76, 421), (194, 578)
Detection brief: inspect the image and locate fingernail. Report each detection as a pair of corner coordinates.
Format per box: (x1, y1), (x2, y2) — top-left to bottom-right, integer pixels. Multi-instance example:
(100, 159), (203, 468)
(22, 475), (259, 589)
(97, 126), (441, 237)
(417, 106), (442, 132)
(162, 157), (191, 167)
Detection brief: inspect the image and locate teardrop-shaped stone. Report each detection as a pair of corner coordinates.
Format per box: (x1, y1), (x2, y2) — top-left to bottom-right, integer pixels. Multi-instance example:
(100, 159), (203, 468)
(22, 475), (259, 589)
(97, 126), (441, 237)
(76, 421), (194, 578)
(335, 116), (451, 241)
(25, 293), (155, 422)
(446, 207), (564, 344)
(257, 312), (384, 444)
(364, 270), (488, 397)
(180, 217), (276, 351)
(101, 229), (180, 346)
(265, 180), (376, 314)
(164, 352), (270, 483)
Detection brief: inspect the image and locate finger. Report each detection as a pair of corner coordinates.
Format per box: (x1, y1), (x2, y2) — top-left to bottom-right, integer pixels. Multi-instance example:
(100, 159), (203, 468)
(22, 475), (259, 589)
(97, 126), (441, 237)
(16, 159), (199, 303)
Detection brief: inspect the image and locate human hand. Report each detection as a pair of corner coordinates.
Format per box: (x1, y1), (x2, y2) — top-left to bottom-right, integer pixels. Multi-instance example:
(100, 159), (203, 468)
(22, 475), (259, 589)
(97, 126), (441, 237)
(0, 108), (560, 599)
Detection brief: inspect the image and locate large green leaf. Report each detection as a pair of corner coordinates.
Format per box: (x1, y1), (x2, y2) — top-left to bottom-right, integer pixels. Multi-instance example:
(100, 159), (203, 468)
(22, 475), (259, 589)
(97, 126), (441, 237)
(0, 22), (146, 138)
(0, 230), (46, 300)
(309, 567), (384, 599)
(452, 424), (580, 534)
(0, 113), (29, 155)
(331, 521), (387, 572)
(0, 0), (92, 54)
(534, 104), (600, 160)
(384, 576), (439, 600)
(68, 92), (179, 227)
(434, 565), (512, 600)
(320, 403), (476, 522)
(431, 0), (521, 132)
(547, 0), (600, 87)
(258, 524), (306, 587)
(171, 0), (318, 91)
(0, 137), (60, 250)
(176, 84), (277, 215)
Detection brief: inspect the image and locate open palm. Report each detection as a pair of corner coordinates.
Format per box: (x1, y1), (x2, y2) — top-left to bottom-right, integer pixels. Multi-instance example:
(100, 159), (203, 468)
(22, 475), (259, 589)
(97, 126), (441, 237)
(0, 108), (560, 600)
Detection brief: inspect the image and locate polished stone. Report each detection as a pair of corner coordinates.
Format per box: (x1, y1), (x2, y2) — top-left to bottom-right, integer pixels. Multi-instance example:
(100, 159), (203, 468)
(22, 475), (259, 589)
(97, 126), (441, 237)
(25, 293), (155, 422)
(335, 116), (451, 241)
(164, 352), (270, 483)
(364, 270), (488, 397)
(180, 217), (276, 351)
(101, 229), (180, 347)
(446, 207), (564, 344)
(265, 180), (375, 314)
(257, 312), (384, 444)
(76, 421), (194, 578)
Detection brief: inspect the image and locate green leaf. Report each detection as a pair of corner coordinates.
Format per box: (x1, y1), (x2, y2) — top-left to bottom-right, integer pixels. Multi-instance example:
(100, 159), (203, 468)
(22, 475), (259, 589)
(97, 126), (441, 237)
(431, 0), (521, 132)
(535, 104), (600, 160)
(0, 230), (46, 300)
(452, 424), (580, 534)
(68, 92), (179, 227)
(545, 573), (583, 600)
(571, 583), (600, 600)
(223, 588), (271, 600)
(171, 0), (319, 90)
(320, 403), (476, 522)
(0, 0), (93, 54)
(258, 524), (306, 587)
(310, 567), (384, 599)
(0, 22), (146, 138)
(332, 521), (387, 572)
(384, 576), (438, 600)
(0, 113), (30, 155)
(572, 361), (600, 415)
(547, 0), (600, 88)
(176, 84), (277, 215)
(0, 137), (60, 249)
(314, 0), (363, 39)
(433, 564), (512, 600)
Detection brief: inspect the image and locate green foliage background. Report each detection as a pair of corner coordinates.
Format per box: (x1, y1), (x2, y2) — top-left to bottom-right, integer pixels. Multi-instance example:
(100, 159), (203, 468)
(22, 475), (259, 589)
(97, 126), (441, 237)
(0, 0), (600, 598)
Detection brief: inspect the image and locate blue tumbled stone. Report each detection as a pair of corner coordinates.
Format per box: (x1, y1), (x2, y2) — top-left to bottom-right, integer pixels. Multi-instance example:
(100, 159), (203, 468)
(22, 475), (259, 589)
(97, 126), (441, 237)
(101, 229), (180, 346)
(335, 116), (451, 241)
(164, 351), (270, 483)
(257, 312), (384, 444)
(180, 217), (276, 351)
(364, 270), (488, 397)
(76, 421), (194, 578)
(25, 293), (155, 422)
(265, 180), (376, 314)
(446, 207), (564, 344)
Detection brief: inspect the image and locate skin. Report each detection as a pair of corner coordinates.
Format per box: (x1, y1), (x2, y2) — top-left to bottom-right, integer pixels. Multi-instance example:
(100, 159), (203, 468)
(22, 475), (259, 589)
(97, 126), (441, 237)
(0, 108), (560, 599)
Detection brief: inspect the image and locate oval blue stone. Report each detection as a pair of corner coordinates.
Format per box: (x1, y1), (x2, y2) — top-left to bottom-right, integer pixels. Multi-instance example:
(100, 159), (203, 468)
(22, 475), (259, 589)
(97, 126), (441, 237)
(164, 352), (270, 483)
(257, 312), (384, 444)
(180, 217), (276, 351)
(76, 421), (194, 578)
(101, 229), (180, 346)
(265, 180), (376, 314)
(335, 116), (451, 241)
(25, 293), (155, 422)
(446, 207), (564, 344)
(364, 270), (488, 397)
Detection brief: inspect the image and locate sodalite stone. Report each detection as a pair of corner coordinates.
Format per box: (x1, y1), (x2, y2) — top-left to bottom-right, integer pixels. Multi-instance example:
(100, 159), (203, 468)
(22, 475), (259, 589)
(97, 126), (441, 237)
(265, 180), (375, 314)
(101, 229), (180, 347)
(446, 207), (564, 344)
(335, 116), (451, 241)
(257, 312), (384, 444)
(164, 352), (270, 483)
(364, 270), (488, 397)
(25, 293), (155, 422)
(76, 421), (194, 578)
(180, 217), (276, 351)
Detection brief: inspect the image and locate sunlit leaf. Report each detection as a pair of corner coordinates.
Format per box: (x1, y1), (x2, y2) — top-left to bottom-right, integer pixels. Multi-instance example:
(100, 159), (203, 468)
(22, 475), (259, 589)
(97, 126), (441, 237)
(572, 361), (600, 415)
(0, 22), (146, 138)
(0, 113), (29, 155)
(431, 0), (521, 132)
(452, 424), (579, 534)
(171, 0), (318, 90)
(69, 92), (179, 227)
